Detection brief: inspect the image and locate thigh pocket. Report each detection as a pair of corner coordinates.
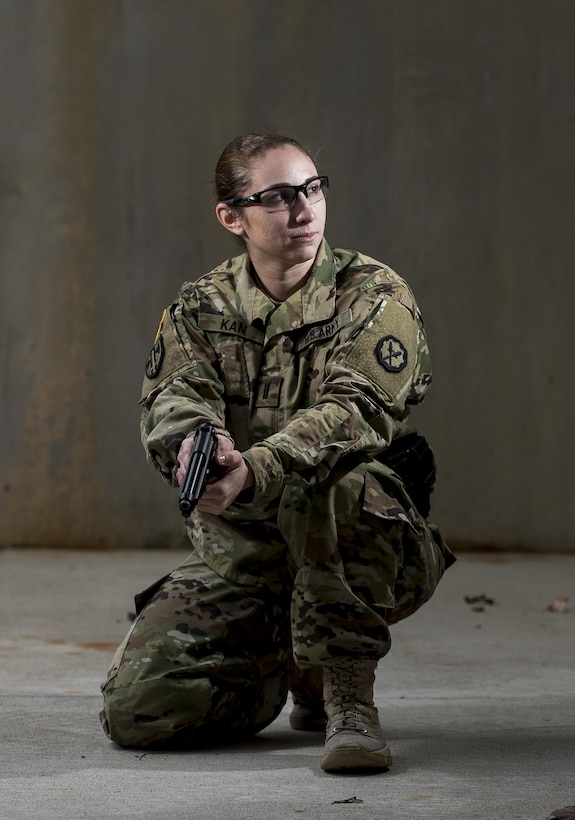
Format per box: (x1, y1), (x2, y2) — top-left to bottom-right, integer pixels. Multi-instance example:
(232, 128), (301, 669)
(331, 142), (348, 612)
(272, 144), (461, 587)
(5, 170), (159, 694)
(340, 471), (417, 610)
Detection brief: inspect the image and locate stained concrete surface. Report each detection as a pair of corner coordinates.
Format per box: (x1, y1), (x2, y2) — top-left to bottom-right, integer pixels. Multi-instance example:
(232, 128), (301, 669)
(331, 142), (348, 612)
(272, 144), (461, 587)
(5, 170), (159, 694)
(0, 548), (573, 820)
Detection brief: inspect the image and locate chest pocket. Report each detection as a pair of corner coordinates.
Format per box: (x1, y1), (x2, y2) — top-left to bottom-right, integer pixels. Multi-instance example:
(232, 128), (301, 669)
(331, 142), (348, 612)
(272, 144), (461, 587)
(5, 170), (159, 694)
(214, 340), (252, 450)
(216, 341), (250, 403)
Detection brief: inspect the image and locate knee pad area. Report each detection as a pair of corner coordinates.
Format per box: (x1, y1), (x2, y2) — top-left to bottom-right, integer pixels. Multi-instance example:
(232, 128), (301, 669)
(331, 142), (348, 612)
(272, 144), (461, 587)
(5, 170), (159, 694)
(101, 668), (288, 749)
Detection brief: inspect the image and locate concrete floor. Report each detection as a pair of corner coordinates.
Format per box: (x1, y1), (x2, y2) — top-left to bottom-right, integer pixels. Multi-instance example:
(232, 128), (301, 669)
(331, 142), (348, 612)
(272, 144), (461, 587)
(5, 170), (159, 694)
(1, 547), (573, 820)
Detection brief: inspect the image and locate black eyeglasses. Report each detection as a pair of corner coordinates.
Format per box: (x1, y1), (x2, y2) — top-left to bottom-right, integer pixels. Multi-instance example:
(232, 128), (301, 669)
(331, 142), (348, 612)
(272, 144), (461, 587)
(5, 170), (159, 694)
(221, 175), (329, 212)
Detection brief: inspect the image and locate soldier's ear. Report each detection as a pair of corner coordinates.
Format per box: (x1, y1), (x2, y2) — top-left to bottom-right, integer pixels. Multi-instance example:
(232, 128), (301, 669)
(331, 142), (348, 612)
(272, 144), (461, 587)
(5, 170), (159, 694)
(215, 203), (246, 238)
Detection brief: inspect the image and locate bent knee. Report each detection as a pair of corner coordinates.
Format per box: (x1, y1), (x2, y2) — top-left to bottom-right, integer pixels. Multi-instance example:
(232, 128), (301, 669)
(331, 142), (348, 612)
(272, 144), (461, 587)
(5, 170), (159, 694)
(100, 674), (215, 748)
(100, 672), (288, 749)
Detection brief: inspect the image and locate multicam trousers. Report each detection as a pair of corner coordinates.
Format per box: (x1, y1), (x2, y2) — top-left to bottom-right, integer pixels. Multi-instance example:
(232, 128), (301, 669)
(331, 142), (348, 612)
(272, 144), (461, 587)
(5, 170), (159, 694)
(100, 458), (454, 748)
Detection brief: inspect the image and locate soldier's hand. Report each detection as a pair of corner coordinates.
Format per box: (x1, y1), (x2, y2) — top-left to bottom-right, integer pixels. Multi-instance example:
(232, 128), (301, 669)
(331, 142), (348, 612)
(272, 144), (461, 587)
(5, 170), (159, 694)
(196, 440), (254, 514)
(176, 434), (253, 515)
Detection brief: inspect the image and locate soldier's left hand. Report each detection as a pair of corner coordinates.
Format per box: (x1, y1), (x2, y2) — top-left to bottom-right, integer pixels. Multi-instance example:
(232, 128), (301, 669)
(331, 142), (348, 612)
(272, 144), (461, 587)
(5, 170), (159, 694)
(195, 436), (254, 515)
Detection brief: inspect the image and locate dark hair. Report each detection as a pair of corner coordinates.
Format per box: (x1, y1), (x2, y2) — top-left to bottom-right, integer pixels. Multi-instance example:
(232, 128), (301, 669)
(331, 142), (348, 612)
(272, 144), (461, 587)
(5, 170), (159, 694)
(215, 132), (314, 202)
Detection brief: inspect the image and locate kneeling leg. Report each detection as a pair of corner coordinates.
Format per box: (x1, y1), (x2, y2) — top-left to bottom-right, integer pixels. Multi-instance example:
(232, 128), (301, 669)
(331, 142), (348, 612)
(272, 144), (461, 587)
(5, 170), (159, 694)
(100, 550), (292, 749)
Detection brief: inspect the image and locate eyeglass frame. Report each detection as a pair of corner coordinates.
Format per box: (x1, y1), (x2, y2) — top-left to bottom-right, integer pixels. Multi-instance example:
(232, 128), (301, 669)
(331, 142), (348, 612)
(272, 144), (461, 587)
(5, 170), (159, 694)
(219, 175), (329, 211)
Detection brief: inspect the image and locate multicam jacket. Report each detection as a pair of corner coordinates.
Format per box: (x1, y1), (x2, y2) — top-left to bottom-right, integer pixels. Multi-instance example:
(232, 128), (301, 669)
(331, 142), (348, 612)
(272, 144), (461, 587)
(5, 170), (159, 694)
(140, 239), (432, 512)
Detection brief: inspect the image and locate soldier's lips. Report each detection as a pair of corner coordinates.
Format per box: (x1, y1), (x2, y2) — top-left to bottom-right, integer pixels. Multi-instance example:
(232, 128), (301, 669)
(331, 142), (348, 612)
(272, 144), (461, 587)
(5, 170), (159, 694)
(291, 232), (317, 242)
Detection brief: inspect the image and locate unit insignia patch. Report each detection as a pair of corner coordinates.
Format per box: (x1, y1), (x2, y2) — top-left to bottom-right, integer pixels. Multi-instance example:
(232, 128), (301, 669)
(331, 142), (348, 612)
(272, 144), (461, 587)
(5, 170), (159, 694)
(376, 335), (408, 372)
(145, 336), (165, 378)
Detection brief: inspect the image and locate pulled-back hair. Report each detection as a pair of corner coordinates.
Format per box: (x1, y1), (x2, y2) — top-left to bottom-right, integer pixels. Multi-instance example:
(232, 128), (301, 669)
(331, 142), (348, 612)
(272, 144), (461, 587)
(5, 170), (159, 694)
(215, 132), (314, 202)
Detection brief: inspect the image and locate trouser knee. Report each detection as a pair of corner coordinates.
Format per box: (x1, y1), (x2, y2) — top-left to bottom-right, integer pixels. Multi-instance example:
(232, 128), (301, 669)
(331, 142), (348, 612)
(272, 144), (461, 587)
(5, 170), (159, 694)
(100, 667), (289, 749)
(99, 551), (292, 749)
(283, 459), (453, 666)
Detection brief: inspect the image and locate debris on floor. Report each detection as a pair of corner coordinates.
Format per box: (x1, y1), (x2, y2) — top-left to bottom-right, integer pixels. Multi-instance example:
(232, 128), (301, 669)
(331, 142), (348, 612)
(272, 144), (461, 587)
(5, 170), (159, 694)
(546, 596), (569, 613)
(332, 796), (364, 804)
(464, 593), (495, 612)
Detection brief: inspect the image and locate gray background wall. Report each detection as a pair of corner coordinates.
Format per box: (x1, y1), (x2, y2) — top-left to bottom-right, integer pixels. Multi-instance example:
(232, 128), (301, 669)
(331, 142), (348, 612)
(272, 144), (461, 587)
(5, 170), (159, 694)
(1, 0), (574, 551)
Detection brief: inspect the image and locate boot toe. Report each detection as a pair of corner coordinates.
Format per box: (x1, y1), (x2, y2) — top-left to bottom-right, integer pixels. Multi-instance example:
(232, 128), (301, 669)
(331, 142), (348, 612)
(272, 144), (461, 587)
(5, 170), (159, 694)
(321, 731), (392, 771)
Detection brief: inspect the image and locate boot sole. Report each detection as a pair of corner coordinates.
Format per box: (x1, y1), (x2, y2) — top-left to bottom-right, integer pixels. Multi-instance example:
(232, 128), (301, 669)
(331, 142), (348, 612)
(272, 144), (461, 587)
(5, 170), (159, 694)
(320, 742), (392, 772)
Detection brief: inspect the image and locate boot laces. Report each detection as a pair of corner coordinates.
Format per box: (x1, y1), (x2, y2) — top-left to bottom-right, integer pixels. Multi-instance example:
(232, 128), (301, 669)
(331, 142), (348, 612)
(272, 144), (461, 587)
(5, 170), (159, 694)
(328, 661), (375, 735)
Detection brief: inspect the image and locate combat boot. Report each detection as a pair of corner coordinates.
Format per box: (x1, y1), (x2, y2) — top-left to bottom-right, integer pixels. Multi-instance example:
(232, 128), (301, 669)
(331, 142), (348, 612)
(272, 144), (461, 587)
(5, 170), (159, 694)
(321, 657), (392, 772)
(289, 665), (326, 731)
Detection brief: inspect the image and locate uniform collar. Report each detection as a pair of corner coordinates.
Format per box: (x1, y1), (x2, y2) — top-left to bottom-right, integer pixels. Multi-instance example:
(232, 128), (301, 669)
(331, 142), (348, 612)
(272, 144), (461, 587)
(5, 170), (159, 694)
(233, 239), (337, 329)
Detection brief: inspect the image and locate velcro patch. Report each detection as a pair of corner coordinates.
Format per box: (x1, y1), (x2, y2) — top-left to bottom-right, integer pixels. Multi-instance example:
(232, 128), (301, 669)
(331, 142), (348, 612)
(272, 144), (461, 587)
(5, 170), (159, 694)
(256, 375), (283, 407)
(140, 307), (193, 401)
(341, 298), (418, 405)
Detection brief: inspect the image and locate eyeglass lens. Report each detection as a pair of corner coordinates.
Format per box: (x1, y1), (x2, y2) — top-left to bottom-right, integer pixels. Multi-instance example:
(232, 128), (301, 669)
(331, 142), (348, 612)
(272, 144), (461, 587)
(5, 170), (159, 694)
(259, 177), (328, 210)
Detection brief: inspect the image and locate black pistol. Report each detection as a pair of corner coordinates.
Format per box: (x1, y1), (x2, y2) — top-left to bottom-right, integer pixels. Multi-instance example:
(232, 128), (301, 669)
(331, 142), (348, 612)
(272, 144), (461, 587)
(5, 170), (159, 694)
(178, 423), (218, 518)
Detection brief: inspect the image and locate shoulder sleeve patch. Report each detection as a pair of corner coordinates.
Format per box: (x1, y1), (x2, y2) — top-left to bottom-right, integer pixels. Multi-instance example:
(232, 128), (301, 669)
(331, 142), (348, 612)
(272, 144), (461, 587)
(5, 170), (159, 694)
(145, 335), (165, 378)
(341, 297), (418, 405)
(141, 307), (192, 401)
(376, 335), (408, 372)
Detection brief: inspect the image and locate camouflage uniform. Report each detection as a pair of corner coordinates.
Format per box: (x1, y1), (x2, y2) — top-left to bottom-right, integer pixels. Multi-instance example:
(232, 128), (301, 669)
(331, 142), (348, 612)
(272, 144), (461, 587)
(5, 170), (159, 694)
(100, 240), (454, 748)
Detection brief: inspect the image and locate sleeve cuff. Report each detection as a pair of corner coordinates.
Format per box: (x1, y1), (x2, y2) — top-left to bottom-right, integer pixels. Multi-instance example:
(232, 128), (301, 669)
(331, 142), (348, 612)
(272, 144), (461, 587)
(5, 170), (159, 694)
(242, 445), (286, 507)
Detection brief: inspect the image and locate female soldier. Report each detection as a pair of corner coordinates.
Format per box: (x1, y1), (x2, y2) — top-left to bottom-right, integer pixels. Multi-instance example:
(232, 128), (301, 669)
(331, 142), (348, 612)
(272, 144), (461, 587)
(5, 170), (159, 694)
(100, 132), (454, 773)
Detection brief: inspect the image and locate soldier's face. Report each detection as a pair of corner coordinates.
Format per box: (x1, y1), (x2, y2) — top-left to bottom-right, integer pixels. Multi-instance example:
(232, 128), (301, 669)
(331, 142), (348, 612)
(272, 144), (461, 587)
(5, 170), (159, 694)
(235, 145), (327, 271)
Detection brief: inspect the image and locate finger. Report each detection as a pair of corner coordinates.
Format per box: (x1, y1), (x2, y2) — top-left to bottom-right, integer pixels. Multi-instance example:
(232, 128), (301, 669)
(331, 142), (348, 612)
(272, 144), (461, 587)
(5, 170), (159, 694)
(216, 449), (243, 469)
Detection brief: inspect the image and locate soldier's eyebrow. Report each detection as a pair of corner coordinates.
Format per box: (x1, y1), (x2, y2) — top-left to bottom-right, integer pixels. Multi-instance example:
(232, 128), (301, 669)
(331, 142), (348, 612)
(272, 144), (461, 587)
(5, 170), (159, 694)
(259, 175), (319, 191)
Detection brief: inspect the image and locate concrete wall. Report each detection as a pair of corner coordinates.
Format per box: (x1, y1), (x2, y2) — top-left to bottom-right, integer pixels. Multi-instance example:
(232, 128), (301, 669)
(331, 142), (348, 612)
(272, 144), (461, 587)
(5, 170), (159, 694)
(1, 0), (574, 551)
